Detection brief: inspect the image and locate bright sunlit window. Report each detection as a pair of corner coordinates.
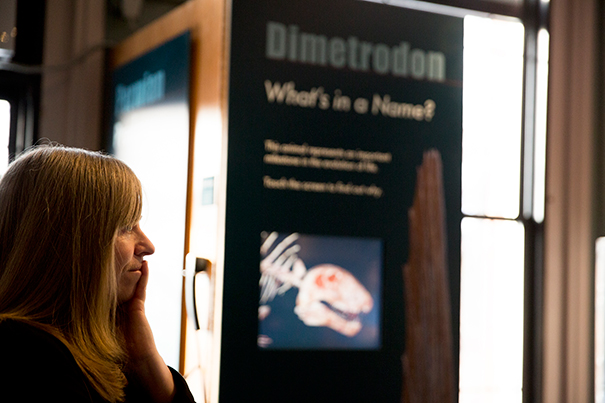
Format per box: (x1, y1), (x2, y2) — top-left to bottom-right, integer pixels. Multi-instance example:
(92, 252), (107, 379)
(0, 100), (10, 177)
(461, 16), (524, 219)
(459, 15), (530, 403)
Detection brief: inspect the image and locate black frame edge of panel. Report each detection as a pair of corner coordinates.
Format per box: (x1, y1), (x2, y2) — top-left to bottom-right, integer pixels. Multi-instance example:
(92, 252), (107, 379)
(520, 1), (549, 402)
(591, 1), (605, 401)
(414, 0), (522, 18)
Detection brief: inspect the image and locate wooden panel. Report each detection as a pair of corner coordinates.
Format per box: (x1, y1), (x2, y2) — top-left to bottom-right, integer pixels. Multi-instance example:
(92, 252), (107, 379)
(187, 2), (228, 402)
(109, 1), (200, 69)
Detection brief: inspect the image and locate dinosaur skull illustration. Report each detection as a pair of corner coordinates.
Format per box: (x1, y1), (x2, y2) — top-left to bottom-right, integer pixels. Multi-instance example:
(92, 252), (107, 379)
(294, 264), (373, 337)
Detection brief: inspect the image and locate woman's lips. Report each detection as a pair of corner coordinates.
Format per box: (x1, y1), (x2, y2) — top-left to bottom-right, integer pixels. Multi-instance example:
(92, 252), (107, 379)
(129, 260), (147, 272)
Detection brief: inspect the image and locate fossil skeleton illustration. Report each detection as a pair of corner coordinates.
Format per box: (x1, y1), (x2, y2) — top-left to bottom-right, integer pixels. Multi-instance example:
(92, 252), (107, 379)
(259, 232), (374, 337)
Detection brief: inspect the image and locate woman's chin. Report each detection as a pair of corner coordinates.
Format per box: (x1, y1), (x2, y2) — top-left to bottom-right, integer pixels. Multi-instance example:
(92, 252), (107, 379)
(117, 272), (141, 303)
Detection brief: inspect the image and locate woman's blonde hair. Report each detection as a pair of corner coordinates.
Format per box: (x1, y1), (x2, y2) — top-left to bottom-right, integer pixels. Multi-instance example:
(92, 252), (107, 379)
(0, 145), (143, 402)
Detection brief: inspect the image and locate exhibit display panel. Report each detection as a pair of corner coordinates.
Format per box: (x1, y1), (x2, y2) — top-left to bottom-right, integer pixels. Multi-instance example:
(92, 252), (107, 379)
(109, 32), (191, 371)
(221, 0), (463, 401)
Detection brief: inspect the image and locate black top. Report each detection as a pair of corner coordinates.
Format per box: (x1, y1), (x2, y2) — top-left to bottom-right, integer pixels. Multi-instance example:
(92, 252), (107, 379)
(0, 320), (196, 402)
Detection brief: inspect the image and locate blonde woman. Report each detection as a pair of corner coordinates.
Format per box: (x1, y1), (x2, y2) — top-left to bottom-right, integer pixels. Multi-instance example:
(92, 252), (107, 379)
(0, 146), (195, 402)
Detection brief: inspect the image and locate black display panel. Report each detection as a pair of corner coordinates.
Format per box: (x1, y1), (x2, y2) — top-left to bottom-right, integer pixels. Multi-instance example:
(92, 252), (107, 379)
(223, 0), (462, 401)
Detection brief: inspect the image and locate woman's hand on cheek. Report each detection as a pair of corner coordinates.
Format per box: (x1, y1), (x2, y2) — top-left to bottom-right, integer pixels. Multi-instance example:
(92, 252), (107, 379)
(120, 262), (176, 402)
(121, 261), (154, 361)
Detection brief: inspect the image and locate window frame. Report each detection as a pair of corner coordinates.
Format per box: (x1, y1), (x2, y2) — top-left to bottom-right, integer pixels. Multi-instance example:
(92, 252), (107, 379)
(416, 0), (549, 402)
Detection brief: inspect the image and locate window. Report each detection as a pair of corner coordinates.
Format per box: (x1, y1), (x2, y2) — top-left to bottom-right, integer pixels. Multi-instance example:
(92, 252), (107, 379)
(458, 16), (526, 402)
(0, 99), (10, 176)
(458, 6), (549, 403)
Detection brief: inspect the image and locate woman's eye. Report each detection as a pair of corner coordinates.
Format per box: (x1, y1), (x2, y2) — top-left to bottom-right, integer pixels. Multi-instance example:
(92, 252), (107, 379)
(120, 225), (134, 233)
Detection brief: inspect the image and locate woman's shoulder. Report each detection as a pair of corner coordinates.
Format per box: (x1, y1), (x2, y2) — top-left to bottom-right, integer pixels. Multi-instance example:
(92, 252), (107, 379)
(0, 319), (105, 402)
(0, 319), (76, 366)
(0, 318), (66, 348)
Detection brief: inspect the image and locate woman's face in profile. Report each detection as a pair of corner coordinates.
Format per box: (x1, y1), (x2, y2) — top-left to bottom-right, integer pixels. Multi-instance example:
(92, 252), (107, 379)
(114, 223), (155, 302)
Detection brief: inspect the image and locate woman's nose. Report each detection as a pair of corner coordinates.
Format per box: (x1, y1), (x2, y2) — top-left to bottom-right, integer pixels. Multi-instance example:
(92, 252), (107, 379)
(136, 227), (155, 256)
